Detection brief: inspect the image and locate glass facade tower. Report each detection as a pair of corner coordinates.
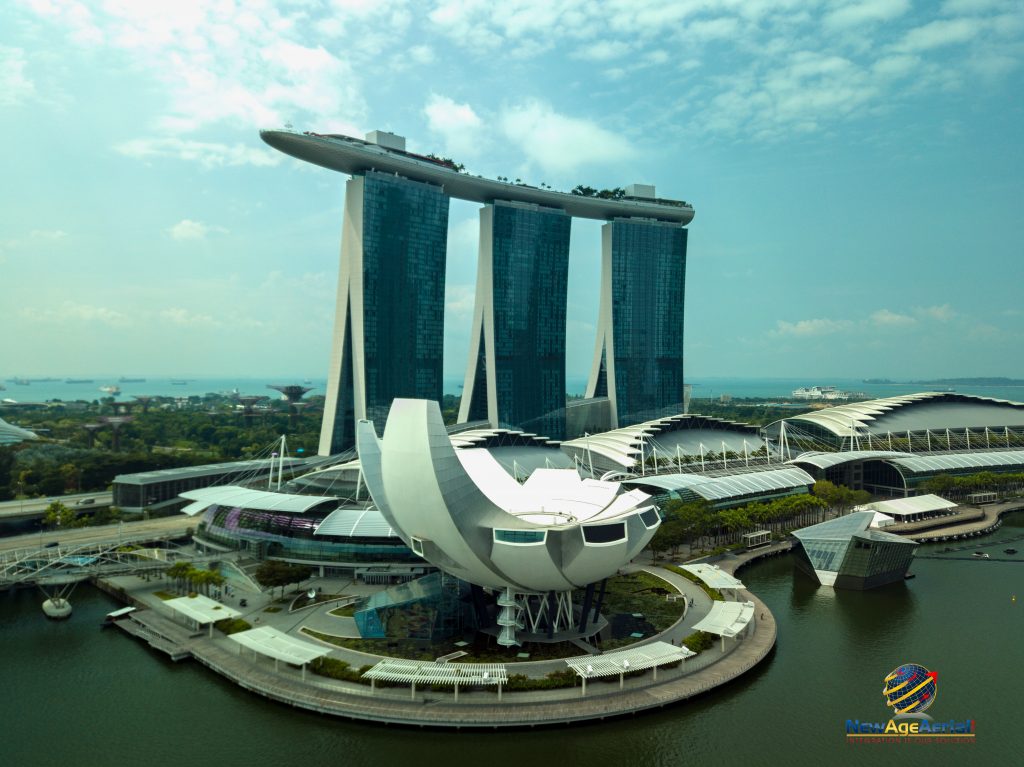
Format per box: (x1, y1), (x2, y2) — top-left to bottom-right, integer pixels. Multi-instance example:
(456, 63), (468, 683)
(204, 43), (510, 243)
(586, 218), (688, 429)
(458, 201), (571, 439)
(319, 170), (450, 454)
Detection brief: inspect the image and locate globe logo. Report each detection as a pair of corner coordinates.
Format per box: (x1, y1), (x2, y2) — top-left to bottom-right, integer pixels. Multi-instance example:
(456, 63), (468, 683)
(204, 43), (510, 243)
(883, 663), (938, 715)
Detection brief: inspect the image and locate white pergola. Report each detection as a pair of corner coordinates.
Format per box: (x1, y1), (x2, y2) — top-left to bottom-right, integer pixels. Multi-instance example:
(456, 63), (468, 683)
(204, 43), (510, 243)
(228, 626), (329, 680)
(361, 660), (509, 701)
(164, 594), (241, 637)
(691, 600), (756, 652)
(565, 641), (694, 696)
(679, 563), (746, 598)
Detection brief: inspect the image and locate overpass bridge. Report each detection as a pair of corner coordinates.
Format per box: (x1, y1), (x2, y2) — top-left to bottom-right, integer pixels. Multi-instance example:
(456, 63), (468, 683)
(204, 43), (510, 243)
(0, 516), (211, 617)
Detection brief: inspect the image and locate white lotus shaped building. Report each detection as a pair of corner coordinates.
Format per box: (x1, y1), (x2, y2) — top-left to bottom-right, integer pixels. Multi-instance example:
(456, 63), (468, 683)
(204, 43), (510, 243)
(356, 399), (661, 645)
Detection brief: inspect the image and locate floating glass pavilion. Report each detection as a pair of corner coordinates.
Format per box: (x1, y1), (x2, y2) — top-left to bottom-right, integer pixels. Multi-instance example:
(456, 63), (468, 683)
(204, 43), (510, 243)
(791, 511), (917, 590)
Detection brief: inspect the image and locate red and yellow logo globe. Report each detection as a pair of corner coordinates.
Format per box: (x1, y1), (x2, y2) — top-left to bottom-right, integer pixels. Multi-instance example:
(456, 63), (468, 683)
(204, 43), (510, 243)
(883, 663), (938, 715)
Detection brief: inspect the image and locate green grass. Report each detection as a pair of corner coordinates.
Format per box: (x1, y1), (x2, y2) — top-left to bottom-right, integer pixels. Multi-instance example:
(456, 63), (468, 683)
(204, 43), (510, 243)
(152, 590), (177, 601)
(664, 565), (725, 601)
(263, 606), (282, 613)
(214, 618), (252, 635)
(327, 603), (357, 617)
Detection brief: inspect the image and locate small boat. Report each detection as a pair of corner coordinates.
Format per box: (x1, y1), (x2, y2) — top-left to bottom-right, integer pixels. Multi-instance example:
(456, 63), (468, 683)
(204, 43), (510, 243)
(903, 573), (916, 580)
(102, 605), (136, 627)
(1005, 548), (1018, 555)
(99, 385), (121, 395)
(972, 552), (990, 559)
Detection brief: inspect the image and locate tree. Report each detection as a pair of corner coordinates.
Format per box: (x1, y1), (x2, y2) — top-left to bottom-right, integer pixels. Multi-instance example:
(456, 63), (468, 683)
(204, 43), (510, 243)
(255, 560), (312, 598)
(42, 501), (77, 531)
(166, 561), (193, 593)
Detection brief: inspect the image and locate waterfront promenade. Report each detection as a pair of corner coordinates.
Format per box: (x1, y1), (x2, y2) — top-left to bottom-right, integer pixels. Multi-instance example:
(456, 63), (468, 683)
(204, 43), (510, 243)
(102, 555), (778, 728)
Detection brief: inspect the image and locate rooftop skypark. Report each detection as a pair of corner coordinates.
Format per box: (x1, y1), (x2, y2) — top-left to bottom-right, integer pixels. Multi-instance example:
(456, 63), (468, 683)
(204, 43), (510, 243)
(260, 128), (694, 224)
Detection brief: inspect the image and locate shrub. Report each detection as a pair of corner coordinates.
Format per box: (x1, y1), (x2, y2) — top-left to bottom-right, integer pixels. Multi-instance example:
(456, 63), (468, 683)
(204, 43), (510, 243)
(681, 630), (716, 654)
(213, 618), (251, 635)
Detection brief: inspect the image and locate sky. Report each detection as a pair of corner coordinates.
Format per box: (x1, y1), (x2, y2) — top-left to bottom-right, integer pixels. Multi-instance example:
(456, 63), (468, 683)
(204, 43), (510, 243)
(1, 0), (1023, 384)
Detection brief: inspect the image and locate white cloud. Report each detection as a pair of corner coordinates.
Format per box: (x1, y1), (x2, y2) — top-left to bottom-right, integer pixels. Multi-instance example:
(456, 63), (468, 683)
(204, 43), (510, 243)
(21, 301), (130, 327)
(159, 307), (220, 327)
(0, 46), (35, 107)
(168, 220), (214, 241)
(21, 2), (368, 141)
(115, 138), (281, 168)
(423, 94), (484, 158)
(499, 101), (637, 174)
(30, 229), (68, 240)
(824, 0), (911, 31)
(871, 308), (917, 326)
(445, 283), (476, 320)
(899, 17), (985, 51)
(773, 318), (854, 337)
(573, 40), (631, 62)
(917, 304), (955, 321)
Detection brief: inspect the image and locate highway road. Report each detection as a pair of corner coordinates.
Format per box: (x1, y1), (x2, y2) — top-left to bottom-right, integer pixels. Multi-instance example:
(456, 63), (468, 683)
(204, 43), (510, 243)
(0, 491), (113, 521)
(0, 514), (195, 553)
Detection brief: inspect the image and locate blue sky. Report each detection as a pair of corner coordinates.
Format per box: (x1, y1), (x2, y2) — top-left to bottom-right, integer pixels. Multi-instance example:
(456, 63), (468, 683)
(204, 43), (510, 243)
(2, 0), (1022, 383)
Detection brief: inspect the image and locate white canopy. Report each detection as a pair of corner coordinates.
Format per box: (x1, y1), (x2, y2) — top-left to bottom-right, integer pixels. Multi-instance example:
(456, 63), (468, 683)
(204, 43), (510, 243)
(228, 626), (329, 665)
(164, 594), (241, 625)
(679, 563), (745, 591)
(690, 600), (756, 638)
(565, 641), (693, 679)
(362, 659), (507, 686)
(179, 485), (339, 516)
(859, 494), (957, 518)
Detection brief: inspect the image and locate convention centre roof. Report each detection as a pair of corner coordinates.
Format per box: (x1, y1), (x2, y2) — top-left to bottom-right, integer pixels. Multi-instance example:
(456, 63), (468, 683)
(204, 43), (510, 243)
(679, 563), (745, 591)
(564, 641), (694, 679)
(179, 485), (339, 516)
(690, 600), (756, 638)
(313, 507), (398, 538)
(792, 448), (1024, 477)
(624, 466), (814, 503)
(773, 392), (1024, 439)
(886, 449), (1024, 475)
(561, 414), (764, 471)
(0, 416), (37, 445)
(261, 129), (694, 224)
(228, 626), (329, 666)
(790, 450), (912, 470)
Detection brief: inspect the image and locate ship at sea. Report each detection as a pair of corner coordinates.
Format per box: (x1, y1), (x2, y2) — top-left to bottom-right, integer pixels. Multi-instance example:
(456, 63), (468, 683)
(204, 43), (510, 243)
(792, 385), (850, 401)
(99, 385), (121, 395)
(118, 377), (146, 383)
(66, 378), (94, 384)
(170, 380), (189, 385)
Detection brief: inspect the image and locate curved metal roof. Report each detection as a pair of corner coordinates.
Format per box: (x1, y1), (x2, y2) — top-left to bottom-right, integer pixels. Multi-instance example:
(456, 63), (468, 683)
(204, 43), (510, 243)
(790, 450), (912, 470)
(886, 449), (1024, 474)
(776, 392), (1024, 438)
(180, 485), (339, 516)
(624, 467), (814, 502)
(0, 416), (38, 445)
(561, 414), (760, 470)
(261, 129), (694, 224)
(314, 507), (398, 538)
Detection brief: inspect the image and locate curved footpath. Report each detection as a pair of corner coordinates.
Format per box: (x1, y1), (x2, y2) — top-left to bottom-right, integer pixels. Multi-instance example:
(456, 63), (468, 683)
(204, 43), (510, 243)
(100, 550), (782, 728)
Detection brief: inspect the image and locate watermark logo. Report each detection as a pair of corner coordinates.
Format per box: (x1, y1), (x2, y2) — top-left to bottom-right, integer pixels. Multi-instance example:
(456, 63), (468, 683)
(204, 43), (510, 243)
(844, 663), (975, 744)
(883, 663), (937, 715)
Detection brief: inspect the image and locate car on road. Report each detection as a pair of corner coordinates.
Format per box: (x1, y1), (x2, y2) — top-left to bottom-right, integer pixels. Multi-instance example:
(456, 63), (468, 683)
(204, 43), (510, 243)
(75, 498), (95, 506)
(44, 541), (60, 548)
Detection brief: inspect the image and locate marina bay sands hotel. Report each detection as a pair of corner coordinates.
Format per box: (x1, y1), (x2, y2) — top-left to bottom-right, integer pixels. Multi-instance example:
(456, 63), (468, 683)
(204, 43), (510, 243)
(261, 129), (693, 454)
